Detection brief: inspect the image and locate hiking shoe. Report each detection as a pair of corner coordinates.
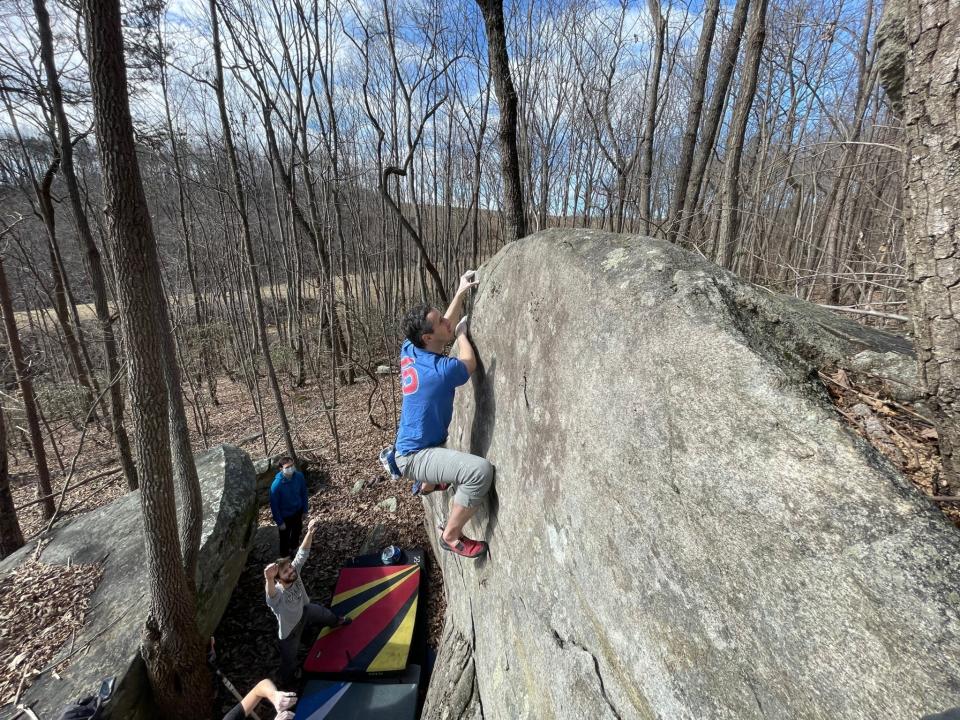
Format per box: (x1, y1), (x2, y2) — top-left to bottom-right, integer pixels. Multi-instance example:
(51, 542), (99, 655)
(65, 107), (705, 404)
(439, 535), (487, 559)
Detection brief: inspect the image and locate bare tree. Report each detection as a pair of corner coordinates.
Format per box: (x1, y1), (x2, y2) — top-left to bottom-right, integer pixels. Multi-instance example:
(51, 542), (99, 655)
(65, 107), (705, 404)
(476, 0), (526, 240)
(79, 0), (212, 714)
(32, 0), (138, 490)
(716, 0), (769, 266)
(0, 246), (55, 520)
(638, 0), (667, 235)
(667, 0), (720, 240)
(208, 0), (296, 461)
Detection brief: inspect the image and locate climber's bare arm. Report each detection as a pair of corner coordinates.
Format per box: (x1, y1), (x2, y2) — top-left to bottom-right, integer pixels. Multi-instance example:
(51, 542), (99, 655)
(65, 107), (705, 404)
(444, 271), (478, 326)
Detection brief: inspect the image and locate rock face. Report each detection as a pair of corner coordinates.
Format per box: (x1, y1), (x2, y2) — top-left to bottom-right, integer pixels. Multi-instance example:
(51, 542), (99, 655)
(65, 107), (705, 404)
(0, 444), (257, 720)
(422, 230), (960, 720)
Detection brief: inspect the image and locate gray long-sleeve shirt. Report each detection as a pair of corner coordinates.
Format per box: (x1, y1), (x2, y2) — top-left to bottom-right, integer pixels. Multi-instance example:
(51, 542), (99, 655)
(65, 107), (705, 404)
(266, 548), (311, 639)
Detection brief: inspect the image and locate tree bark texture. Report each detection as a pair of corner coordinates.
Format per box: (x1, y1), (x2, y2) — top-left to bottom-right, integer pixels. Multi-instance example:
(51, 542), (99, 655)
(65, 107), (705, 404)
(79, 0), (212, 714)
(33, 0), (138, 491)
(902, 0), (960, 489)
(476, 0), (527, 240)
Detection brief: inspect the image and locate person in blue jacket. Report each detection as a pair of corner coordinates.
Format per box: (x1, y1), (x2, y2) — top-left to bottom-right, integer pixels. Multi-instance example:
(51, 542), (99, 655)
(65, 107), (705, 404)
(270, 457), (308, 556)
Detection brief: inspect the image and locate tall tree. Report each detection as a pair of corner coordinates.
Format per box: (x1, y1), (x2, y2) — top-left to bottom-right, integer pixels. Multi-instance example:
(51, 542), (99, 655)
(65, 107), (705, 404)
(476, 0), (527, 240)
(78, 0), (212, 714)
(899, 0), (960, 489)
(676, 0), (752, 244)
(667, 0), (720, 240)
(0, 251), (55, 520)
(638, 0), (667, 235)
(32, 0), (138, 490)
(717, 0), (770, 267)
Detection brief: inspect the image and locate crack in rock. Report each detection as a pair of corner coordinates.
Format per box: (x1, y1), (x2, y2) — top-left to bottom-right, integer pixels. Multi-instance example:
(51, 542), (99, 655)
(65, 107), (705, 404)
(551, 628), (623, 720)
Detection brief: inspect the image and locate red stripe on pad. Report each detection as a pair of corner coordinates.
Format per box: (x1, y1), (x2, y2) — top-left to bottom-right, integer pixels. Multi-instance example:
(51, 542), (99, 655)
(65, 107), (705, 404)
(304, 570), (419, 673)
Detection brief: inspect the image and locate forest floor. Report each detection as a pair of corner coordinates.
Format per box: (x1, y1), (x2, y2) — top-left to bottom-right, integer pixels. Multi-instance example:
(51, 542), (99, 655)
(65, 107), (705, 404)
(2, 374), (446, 715)
(2, 359), (958, 715)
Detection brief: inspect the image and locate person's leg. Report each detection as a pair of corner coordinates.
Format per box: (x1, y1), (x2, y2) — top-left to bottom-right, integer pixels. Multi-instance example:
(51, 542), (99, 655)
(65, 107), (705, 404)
(287, 511), (304, 552)
(277, 618), (305, 687)
(404, 448), (493, 557)
(302, 601), (345, 630)
(443, 503), (483, 546)
(277, 522), (292, 557)
(405, 448), (493, 540)
(403, 448), (493, 501)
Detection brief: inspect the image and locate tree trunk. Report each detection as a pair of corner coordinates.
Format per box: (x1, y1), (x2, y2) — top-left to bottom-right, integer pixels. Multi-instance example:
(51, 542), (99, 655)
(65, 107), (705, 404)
(677, 0), (752, 244)
(33, 0), (138, 490)
(717, 0), (769, 268)
(639, 0), (667, 235)
(667, 0), (720, 240)
(0, 403), (24, 559)
(0, 255), (56, 520)
(476, 0), (527, 240)
(901, 0), (960, 490)
(79, 0), (212, 714)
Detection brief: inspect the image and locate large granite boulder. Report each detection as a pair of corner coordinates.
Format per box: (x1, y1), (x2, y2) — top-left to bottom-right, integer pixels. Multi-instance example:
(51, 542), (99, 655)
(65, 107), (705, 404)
(0, 444), (257, 720)
(422, 229), (960, 719)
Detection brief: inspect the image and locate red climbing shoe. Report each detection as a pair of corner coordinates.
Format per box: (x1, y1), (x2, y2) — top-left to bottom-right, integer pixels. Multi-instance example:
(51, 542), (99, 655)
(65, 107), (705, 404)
(439, 535), (487, 559)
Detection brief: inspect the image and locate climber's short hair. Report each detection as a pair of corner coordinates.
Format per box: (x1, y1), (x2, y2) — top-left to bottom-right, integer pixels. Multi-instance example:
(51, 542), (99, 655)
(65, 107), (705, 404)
(402, 304), (434, 348)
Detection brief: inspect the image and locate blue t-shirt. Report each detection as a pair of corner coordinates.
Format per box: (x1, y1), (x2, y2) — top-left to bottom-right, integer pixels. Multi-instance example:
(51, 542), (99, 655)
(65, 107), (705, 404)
(395, 339), (470, 455)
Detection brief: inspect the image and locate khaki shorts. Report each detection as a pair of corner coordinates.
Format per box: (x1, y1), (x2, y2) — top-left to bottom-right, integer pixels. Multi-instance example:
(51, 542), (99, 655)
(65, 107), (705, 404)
(396, 446), (494, 508)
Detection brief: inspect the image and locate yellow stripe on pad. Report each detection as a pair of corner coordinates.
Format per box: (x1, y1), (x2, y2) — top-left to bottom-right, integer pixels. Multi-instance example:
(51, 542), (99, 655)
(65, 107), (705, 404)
(367, 598), (419, 672)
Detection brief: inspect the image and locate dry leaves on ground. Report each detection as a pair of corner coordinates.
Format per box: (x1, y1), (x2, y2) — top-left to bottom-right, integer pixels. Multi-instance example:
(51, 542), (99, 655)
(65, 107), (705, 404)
(821, 367), (959, 526)
(0, 556), (104, 706)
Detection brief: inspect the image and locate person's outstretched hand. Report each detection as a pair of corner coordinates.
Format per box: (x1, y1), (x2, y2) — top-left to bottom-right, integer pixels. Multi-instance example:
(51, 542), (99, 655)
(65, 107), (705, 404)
(264, 563), (279, 582)
(307, 517), (319, 535)
(273, 690), (297, 711)
(455, 315), (470, 337)
(456, 270), (478, 296)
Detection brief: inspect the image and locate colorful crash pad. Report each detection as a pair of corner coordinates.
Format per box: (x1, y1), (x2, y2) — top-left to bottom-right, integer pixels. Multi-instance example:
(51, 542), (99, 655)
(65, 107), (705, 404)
(303, 563), (420, 674)
(294, 666), (421, 720)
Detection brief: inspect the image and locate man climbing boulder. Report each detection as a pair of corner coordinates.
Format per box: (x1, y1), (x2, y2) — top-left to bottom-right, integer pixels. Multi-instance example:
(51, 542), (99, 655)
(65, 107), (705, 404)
(385, 270), (495, 559)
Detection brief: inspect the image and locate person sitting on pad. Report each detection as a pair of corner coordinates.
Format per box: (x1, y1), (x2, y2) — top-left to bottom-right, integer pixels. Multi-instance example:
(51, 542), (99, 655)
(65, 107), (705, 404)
(265, 516), (351, 687)
(383, 270), (495, 559)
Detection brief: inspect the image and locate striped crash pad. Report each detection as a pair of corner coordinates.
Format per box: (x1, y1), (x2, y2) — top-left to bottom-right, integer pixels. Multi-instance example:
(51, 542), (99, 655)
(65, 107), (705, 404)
(303, 563), (420, 674)
(294, 666), (420, 719)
